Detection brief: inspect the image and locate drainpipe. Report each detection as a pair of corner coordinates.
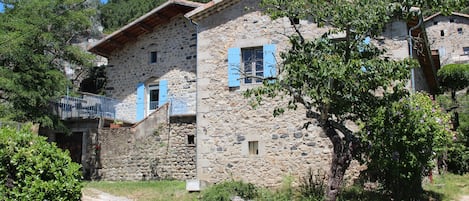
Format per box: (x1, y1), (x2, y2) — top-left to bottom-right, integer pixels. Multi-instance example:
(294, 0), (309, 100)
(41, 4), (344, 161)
(186, 15), (199, 181)
(408, 8), (423, 92)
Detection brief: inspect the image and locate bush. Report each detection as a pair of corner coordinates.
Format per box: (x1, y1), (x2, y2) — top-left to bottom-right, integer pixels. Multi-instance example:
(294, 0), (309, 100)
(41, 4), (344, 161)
(201, 180), (258, 201)
(0, 126), (82, 200)
(298, 168), (326, 200)
(437, 63), (469, 92)
(359, 93), (452, 200)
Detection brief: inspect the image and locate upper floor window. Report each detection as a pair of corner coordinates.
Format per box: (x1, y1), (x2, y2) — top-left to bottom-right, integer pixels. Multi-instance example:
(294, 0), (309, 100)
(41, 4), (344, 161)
(440, 30), (445, 37)
(433, 21), (438, 25)
(458, 28), (463, 35)
(227, 44), (276, 88)
(450, 18), (455, 23)
(463, 47), (469, 55)
(150, 51), (157, 64)
(242, 47), (264, 84)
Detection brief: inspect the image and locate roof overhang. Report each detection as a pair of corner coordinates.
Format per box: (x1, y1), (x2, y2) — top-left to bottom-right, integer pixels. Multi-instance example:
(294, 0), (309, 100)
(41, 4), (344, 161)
(185, 0), (242, 22)
(88, 0), (204, 57)
(424, 12), (469, 22)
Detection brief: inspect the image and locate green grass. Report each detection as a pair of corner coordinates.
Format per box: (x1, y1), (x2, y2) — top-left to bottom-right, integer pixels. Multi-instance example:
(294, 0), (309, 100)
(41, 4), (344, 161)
(424, 173), (469, 201)
(83, 180), (199, 201)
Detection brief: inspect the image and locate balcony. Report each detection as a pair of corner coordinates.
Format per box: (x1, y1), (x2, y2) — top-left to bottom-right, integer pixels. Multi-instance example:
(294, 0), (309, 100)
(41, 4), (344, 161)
(52, 92), (118, 120)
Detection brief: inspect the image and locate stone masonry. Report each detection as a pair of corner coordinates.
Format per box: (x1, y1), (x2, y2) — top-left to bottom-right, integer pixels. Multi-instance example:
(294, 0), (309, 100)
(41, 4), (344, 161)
(104, 15), (197, 123)
(94, 105), (196, 181)
(424, 13), (469, 65)
(191, 0), (413, 187)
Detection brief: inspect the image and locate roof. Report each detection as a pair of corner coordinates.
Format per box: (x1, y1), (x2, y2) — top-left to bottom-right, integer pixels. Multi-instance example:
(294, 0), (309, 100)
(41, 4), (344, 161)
(424, 12), (469, 22)
(88, 0), (204, 57)
(185, 0), (241, 21)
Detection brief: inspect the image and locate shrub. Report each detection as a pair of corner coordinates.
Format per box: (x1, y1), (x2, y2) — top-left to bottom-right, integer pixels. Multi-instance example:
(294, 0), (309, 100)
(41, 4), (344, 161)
(437, 63), (469, 93)
(0, 126), (82, 200)
(298, 168), (326, 200)
(201, 180), (258, 201)
(359, 93), (452, 200)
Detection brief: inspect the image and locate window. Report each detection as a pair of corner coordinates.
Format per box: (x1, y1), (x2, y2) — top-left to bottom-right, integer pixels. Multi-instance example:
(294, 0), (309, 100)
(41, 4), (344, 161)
(242, 47), (264, 84)
(248, 141), (259, 155)
(440, 30), (445, 36)
(464, 47), (469, 55)
(433, 21), (438, 25)
(227, 44), (276, 88)
(458, 28), (463, 35)
(187, 135), (195, 145)
(450, 18), (455, 23)
(150, 51), (157, 64)
(148, 84), (159, 112)
(136, 80), (168, 121)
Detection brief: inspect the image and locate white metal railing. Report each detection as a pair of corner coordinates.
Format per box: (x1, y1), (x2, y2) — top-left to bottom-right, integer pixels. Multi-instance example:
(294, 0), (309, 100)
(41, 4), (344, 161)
(52, 93), (119, 120)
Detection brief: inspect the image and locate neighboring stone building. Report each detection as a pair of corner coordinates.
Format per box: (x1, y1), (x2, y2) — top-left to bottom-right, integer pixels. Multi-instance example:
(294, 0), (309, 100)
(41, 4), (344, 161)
(89, 0), (202, 123)
(424, 12), (469, 65)
(80, 0), (442, 186)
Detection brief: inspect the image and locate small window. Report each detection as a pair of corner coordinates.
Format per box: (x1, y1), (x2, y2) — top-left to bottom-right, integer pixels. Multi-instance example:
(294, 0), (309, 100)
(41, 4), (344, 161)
(242, 47), (264, 84)
(187, 135), (195, 145)
(150, 51), (157, 64)
(463, 47), (469, 55)
(440, 30), (445, 36)
(248, 141), (259, 155)
(458, 28), (463, 35)
(433, 21), (438, 25)
(450, 18), (455, 23)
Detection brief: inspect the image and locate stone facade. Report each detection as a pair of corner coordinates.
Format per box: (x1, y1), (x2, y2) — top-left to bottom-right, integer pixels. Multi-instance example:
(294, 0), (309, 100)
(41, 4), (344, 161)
(104, 15), (197, 123)
(191, 0), (381, 187)
(425, 13), (469, 65)
(94, 105), (197, 181)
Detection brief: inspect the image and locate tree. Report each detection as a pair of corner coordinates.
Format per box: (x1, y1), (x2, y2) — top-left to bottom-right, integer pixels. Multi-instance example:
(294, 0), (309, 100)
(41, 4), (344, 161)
(245, 0), (464, 200)
(0, 0), (94, 128)
(360, 93), (451, 200)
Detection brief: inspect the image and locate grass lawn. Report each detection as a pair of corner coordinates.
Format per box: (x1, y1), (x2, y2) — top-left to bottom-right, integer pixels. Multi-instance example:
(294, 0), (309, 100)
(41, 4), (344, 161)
(424, 173), (469, 201)
(83, 180), (199, 201)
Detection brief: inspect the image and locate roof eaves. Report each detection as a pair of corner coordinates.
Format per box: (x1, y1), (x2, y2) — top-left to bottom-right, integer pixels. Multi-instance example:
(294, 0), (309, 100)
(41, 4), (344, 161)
(88, 0), (204, 56)
(185, 0), (241, 21)
(424, 12), (469, 22)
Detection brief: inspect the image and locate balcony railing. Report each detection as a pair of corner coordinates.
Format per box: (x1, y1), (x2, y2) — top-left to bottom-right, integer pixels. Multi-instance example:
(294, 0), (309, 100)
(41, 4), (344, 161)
(52, 93), (119, 120)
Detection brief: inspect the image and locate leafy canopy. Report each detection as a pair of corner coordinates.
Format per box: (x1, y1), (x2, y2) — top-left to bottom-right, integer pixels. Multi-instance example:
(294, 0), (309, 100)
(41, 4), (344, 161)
(0, 0), (94, 127)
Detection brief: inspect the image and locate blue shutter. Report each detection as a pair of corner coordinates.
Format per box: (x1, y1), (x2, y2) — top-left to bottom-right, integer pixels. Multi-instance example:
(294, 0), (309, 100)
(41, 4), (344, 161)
(263, 44), (276, 81)
(228, 47), (241, 87)
(136, 82), (145, 121)
(158, 80), (168, 107)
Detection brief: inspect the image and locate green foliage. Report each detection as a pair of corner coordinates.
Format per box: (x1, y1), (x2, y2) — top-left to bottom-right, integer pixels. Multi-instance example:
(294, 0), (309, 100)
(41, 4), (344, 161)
(438, 63), (469, 93)
(0, 0), (95, 128)
(359, 92), (452, 200)
(99, 0), (210, 33)
(201, 180), (258, 201)
(445, 94), (469, 174)
(298, 169), (327, 200)
(0, 126), (82, 200)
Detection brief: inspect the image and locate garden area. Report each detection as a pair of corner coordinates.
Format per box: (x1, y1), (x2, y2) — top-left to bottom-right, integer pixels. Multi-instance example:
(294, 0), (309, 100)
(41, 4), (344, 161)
(80, 173), (469, 201)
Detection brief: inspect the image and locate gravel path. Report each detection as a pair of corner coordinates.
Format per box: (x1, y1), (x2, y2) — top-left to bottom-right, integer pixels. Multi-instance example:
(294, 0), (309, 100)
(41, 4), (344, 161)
(461, 195), (469, 201)
(82, 188), (133, 201)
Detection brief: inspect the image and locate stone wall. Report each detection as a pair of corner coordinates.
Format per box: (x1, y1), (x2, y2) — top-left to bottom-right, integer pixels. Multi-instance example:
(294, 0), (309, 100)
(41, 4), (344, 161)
(104, 14), (197, 123)
(94, 105), (196, 181)
(425, 14), (469, 65)
(194, 0), (408, 187)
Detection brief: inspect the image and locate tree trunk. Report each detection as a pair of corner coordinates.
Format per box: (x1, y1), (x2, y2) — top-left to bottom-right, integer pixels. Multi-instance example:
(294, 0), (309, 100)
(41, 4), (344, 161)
(324, 123), (353, 201)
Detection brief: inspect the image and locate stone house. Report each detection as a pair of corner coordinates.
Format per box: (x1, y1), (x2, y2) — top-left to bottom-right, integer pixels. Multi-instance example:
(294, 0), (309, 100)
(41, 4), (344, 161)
(424, 12), (469, 66)
(80, 0), (441, 186)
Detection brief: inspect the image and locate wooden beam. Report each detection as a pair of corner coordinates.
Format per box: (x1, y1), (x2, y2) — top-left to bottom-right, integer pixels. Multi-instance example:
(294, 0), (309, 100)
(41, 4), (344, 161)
(138, 22), (153, 32)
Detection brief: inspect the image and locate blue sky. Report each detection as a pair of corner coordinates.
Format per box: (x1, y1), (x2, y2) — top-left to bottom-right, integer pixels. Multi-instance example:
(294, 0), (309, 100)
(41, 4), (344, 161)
(0, 1), (108, 12)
